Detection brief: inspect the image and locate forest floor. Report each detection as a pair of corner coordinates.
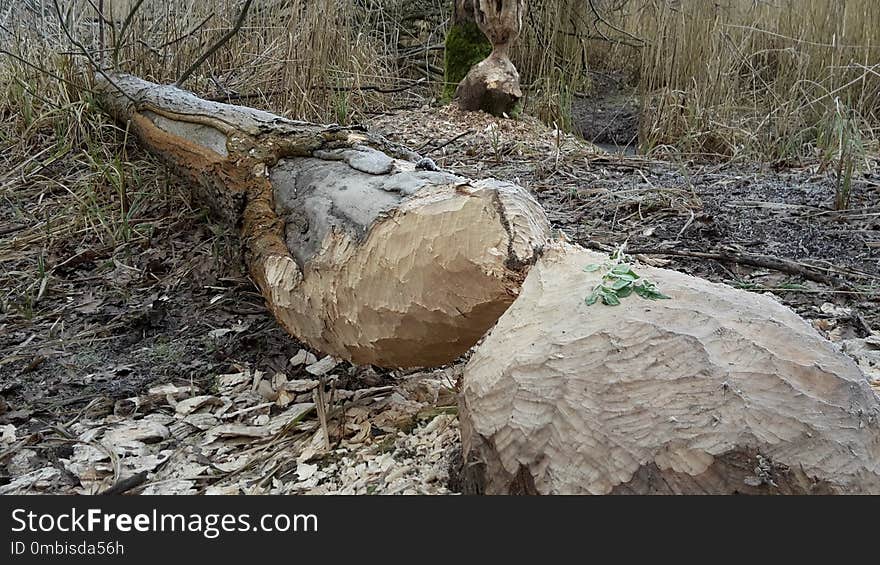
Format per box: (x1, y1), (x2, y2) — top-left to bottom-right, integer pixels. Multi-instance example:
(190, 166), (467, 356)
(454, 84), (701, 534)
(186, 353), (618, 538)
(1, 101), (879, 495)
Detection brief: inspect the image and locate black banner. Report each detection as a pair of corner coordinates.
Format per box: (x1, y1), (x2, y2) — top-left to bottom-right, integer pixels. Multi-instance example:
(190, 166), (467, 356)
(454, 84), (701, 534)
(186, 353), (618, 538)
(0, 495), (868, 563)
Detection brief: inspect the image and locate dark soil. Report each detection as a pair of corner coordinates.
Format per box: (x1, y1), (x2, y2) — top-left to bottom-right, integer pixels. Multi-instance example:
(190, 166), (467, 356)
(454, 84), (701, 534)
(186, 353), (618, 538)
(0, 203), (297, 419)
(539, 158), (880, 330)
(570, 71), (640, 150)
(571, 92), (640, 148)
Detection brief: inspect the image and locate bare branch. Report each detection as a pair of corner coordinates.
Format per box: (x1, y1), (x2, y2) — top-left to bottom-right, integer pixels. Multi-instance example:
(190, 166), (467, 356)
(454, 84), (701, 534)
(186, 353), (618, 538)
(586, 0), (647, 47)
(175, 0), (255, 88)
(111, 0), (146, 66)
(50, 0), (135, 103)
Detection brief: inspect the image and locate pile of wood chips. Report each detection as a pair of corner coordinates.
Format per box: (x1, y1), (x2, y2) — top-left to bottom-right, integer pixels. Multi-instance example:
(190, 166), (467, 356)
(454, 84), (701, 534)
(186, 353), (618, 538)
(0, 354), (461, 495)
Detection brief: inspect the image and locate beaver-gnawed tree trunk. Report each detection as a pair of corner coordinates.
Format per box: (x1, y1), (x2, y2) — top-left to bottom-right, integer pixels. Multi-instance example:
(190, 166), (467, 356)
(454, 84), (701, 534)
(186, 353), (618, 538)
(459, 244), (880, 494)
(443, 0), (492, 102)
(447, 0), (525, 116)
(95, 72), (550, 368)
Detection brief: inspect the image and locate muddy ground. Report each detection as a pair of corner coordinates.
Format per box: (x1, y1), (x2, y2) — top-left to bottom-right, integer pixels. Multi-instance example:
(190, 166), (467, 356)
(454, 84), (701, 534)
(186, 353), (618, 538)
(1, 101), (878, 494)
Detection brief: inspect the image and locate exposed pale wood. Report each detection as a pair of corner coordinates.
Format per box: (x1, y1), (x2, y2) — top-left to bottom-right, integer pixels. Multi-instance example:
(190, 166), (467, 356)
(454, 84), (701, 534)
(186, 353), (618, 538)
(460, 243), (880, 494)
(95, 73), (550, 368)
(455, 0), (525, 115)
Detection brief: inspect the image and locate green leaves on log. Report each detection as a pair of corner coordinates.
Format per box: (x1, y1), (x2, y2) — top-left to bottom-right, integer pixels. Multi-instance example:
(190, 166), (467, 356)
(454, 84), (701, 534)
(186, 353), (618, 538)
(584, 249), (671, 306)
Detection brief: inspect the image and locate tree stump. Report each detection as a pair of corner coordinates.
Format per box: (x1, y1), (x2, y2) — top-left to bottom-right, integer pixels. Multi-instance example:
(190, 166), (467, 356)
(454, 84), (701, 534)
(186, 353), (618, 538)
(443, 0), (492, 102)
(452, 0), (525, 116)
(459, 243), (880, 494)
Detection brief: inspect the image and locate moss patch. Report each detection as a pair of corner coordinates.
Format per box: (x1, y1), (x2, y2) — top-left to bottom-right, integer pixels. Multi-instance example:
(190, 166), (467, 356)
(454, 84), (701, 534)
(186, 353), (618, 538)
(443, 21), (492, 102)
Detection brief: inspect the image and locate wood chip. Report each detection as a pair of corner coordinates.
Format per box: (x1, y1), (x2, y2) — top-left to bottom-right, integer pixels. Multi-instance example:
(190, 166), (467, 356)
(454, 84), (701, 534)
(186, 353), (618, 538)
(104, 420), (170, 447)
(289, 349), (317, 366)
(283, 379), (319, 392)
(204, 424), (271, 442)
(175, 395), (222, 416)
(217, 371), (251, 392)
(305, 355), (339, 376)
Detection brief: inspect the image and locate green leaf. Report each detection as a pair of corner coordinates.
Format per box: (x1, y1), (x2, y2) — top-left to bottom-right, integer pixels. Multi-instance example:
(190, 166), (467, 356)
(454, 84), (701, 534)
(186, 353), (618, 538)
(585, 288), (600, 305)
(616, 285), (633, 298)
(634, 282), (671, 300)
(608, 272), (638, 283)
(585, 259), (671, 306)
(611, 263), (634, 275)
(601, 290), (621, 306)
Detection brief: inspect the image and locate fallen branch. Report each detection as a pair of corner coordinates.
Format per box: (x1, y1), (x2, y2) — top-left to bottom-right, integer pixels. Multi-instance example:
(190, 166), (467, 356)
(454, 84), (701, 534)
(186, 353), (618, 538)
(606, 245), (847, 286)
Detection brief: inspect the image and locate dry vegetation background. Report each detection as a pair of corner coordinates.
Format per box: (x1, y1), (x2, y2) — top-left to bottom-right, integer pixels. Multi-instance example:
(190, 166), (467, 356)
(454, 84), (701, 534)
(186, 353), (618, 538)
(4, 0), (880, 152)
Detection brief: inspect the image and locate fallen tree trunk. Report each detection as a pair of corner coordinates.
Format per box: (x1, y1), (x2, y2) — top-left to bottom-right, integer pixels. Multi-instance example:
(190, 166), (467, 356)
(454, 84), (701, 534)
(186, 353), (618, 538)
(95, 73), (550, 368)
(459, 243), (880, 494)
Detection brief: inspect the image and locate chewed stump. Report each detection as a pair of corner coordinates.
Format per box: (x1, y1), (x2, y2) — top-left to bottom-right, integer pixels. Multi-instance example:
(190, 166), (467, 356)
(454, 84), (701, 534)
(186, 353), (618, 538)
(459, 243), (880, 494)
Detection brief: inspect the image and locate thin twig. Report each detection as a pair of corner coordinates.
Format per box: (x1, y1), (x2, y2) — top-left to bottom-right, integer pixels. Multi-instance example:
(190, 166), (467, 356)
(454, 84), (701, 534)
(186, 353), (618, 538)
(0, 48), (98, 96)
(153, 13), (214, 50)
(111, 0), (146, 66)
(585, 0), (647, 47)
(175, 0), (254, 88)
(420, 129), (475, 155)
(618, 246), (849, 286)
(50, 0), (135, 104)
(99, 471), (148, 495)
(93, 0), (105, 61)
(314, 78), (426, 94)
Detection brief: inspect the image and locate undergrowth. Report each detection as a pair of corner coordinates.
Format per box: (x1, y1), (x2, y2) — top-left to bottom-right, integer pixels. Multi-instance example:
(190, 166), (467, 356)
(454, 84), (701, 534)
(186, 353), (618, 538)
(4, 1), (880, 162)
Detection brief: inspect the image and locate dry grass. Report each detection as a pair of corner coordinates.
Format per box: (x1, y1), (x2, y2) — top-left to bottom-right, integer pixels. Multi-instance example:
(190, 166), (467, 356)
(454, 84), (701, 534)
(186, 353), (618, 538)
(636, 0), (880, 160)
(0, 56), (197, 329)
(1, 0), (417, 122)
(6, 1), (879, 160)
(520, 0), (880, 161)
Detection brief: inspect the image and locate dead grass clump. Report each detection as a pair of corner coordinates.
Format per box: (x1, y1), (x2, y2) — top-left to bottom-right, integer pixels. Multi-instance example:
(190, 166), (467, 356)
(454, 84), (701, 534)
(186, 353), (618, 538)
(584, 0), (880, 161)
(504, 0), (880, 162)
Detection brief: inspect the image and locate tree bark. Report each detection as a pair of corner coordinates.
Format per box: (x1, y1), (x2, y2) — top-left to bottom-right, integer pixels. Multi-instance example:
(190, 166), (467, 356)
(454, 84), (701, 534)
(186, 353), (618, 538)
(451, 0), (525, 116)
(459, 243), (880, 494)
(442, 0), (492, 101)
(95, 73), (550, 368)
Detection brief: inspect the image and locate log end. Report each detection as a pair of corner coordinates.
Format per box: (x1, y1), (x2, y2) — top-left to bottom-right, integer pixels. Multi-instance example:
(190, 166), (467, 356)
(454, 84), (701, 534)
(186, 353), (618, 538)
(460, 243), (880, 494)
(267, 179), (551, 368)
